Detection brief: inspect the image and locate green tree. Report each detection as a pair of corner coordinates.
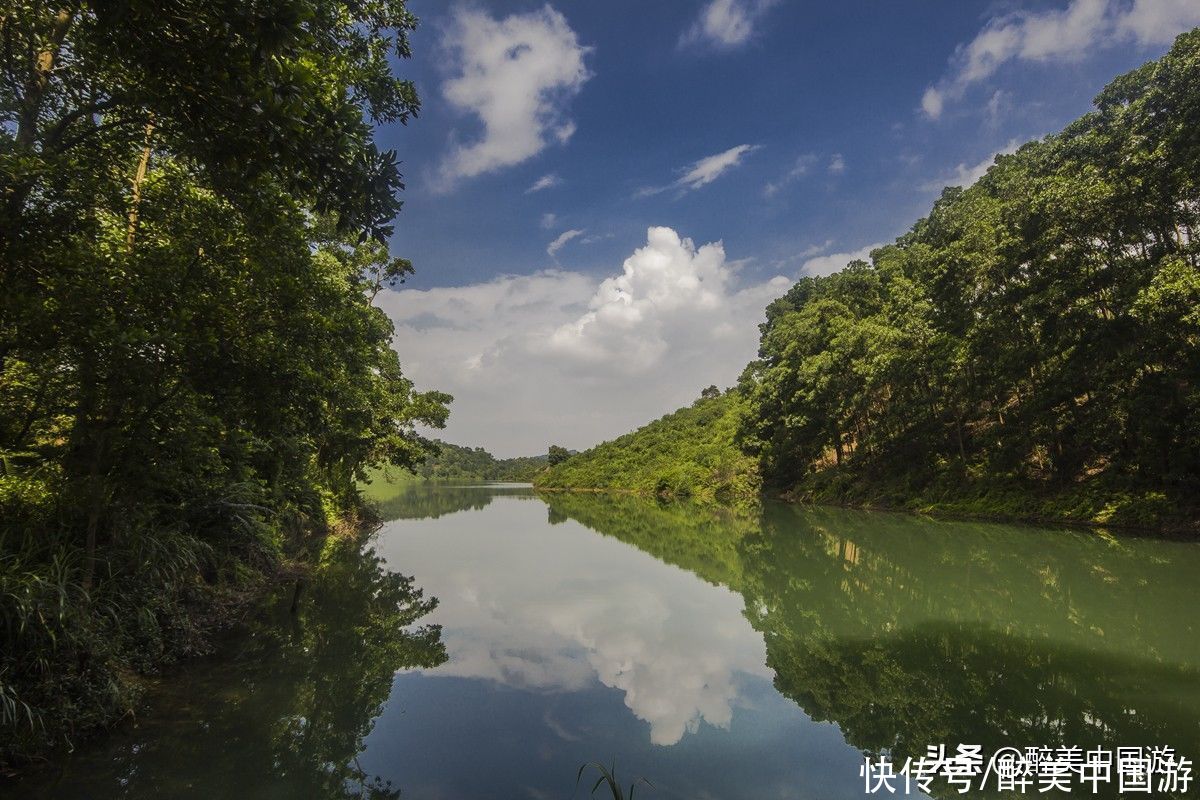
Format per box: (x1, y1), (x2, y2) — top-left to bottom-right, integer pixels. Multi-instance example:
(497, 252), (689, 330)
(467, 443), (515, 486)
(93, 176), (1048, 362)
(739, 30), (1200, 526)
(548, 445), (571, 467)
(0, 0), (449, 764)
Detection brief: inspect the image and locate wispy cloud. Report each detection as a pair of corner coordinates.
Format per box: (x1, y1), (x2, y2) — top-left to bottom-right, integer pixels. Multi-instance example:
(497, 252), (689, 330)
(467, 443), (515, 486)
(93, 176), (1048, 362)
(827, 153), (846, 175)
(799, 239), (834, 258)
(436, 6), (591, 188)
(763, 154), (817, 198)
(637, 144), (760, 198)
(526, 174), (563, 194)
(540, 212), (559, 230)
(547, 228), (585, 258)
(680, 0), (781, 50)
(920, 140), (1020, 191)
(921, 0), (1200, 119)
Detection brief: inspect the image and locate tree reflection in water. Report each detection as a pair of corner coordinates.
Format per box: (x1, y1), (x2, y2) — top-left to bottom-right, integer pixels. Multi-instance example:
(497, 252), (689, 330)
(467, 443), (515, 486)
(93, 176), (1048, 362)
(543, 493), (1200, 796)
(25, 536), (446, 799)
(372, 480), (537, 522)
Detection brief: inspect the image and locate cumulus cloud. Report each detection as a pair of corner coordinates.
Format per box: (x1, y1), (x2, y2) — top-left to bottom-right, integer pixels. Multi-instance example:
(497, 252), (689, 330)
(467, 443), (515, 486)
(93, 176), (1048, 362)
(437, 6), (591, 186)
(377, 227), (790, 456)
(378, 498), (771, 746)
(527, 173), (563, 194)
(547, 228), (584, 258)
(921, 140), (1020, 191)
(637, 144), (760, 197)
(545, 227), (732, 370)
(681, 0), (781, 49)
(922, 0), (1200, 118)
(800, 242), (886, 277)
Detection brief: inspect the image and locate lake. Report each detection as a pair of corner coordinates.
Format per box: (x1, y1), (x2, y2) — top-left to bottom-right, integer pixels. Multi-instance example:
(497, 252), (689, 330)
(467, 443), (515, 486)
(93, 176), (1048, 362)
(17, 482), (1200, 799)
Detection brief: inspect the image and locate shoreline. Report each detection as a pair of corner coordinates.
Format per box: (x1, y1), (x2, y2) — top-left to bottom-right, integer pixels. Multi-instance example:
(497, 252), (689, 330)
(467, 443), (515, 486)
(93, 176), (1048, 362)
(532, 483), (1199, 537)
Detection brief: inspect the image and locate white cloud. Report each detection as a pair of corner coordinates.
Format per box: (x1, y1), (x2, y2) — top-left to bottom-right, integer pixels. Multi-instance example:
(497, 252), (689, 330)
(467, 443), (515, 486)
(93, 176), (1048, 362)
(921, 139), (1020, 191)
(437, 6), (591, 186)
(921, 87), (945, 119)
(526, 173), (563, 194)
(922, 0), (1200, 118)
(637, 144), (760, 197)
(799, 239), (834, 258)
(681, 0), (781, 49)
(827, 153), (846, 174)
(985, 89), (1011, 127)
(763, 153), (817, 198)
(547, 228), (584, 258)
(540, 212), (558, 230)
(1118, 0), (1200, 42)
(800, 242), (886, 277)
(377, 227), (790, 456)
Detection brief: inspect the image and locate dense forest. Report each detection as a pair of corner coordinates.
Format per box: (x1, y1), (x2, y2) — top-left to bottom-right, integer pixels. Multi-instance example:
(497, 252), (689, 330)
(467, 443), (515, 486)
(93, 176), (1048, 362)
(742, 30), (1199, 528)
(0, 0), (445, 764)
(535, 389), (759, 501)
(542, 32), (1200, 530)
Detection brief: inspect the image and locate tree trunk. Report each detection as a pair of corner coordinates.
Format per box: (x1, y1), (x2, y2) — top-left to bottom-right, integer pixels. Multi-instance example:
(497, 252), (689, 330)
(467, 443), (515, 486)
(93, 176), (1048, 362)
(3, 8), (75, 257)
(125, 117), (156, 249)
(81, 433), (108, 595)
(15, 8), (75, 149)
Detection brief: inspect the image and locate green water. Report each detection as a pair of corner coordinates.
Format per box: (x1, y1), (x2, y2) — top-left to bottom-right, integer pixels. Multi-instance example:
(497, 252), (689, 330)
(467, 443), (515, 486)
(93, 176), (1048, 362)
(16, 483), (1200, 799)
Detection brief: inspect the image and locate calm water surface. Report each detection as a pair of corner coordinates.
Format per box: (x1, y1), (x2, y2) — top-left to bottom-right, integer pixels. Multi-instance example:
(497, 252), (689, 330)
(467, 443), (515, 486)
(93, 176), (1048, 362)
(18, 483), (1200, 799)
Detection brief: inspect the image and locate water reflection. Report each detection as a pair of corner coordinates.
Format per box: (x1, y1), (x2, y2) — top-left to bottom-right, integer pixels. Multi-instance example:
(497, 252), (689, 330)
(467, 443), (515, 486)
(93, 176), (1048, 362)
(373, 496), (769, 746)
(370, 480), (530, 521)
(17, 484), (1200, 800)
(20, 537), (446, 799)
(741, 505), (1200, 763)
(542, 493), (1200, 796)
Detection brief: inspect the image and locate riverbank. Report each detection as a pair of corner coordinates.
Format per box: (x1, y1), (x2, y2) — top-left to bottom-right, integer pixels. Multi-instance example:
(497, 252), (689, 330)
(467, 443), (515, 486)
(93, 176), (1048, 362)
(779, 469), (1199, 536)
(534, 477), (1198, 536)
(0, 508), (376, 777)
(6, 515), (444, 796)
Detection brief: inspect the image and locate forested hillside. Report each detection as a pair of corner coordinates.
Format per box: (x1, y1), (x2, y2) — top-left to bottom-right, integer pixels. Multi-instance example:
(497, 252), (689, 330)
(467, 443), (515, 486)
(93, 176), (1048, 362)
(540, 32), (1199, 529)
(0, 1), (445, 764)
(740, 30), (1200, 528)
(534, 390), (759, 500)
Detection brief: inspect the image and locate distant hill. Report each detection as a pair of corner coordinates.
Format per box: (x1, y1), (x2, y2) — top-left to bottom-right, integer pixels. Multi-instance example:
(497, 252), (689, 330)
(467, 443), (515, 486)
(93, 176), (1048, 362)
(362, 440), (547, 495)
(533, 390), (759, 501)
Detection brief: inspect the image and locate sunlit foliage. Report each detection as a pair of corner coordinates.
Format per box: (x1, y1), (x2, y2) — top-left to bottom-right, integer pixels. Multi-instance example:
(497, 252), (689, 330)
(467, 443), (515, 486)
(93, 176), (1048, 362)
(741, 32), (1200, 527)
(536, 391), (759, 501)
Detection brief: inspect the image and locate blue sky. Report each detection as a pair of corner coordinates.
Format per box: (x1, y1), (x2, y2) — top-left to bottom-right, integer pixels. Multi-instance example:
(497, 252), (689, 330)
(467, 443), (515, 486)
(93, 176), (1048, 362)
(372, 0), (1200, 456)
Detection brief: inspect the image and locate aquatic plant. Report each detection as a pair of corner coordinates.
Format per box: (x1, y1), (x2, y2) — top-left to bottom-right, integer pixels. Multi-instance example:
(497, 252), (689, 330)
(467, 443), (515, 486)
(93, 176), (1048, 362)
(576, 761), (652, 799)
